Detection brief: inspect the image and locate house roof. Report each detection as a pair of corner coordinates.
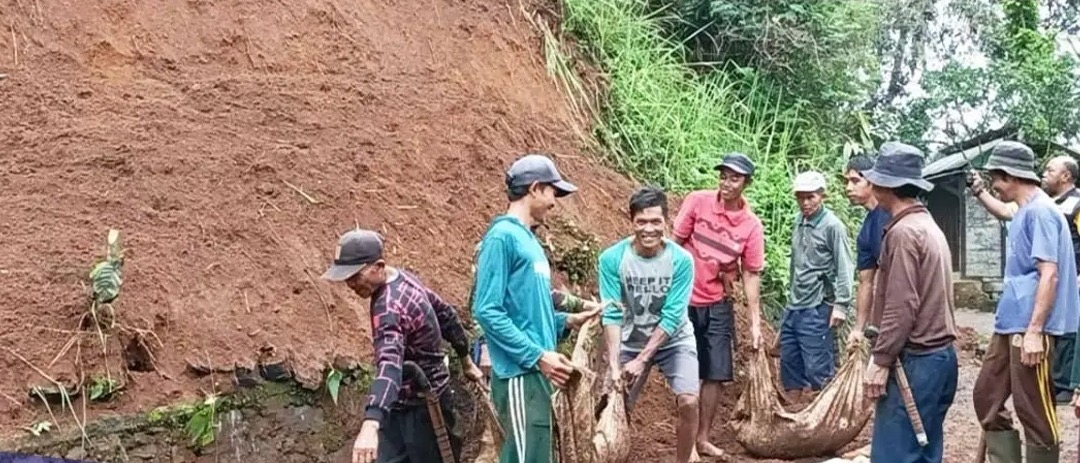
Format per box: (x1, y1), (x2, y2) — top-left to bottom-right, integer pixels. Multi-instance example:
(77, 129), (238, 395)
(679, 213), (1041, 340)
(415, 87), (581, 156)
(923, 138), (1005, 181)
(922, 127), (1080, 182)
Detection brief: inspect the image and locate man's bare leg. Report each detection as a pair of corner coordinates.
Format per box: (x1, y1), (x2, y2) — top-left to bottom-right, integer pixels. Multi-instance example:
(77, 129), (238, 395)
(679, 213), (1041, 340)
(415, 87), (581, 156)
(676, 393), (700, 463)
(696, 380), (725, 457)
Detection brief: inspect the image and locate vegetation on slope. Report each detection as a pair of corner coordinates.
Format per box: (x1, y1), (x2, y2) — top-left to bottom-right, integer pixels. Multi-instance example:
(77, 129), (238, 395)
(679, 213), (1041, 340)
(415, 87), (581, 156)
(547, 0), (863, 320)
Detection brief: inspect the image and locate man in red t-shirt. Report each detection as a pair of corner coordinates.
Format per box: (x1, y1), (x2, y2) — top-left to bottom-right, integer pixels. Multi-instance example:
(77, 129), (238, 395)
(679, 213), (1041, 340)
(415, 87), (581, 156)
(673, 152), (766, 458)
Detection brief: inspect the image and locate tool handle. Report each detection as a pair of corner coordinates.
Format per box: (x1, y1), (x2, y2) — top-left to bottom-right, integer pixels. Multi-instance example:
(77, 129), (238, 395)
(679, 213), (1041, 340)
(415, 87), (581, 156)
(426, 396), (457, 463)
(401, 360), (457, 463)
(401, 361), (431, 391)
(893, 360), (929, 447)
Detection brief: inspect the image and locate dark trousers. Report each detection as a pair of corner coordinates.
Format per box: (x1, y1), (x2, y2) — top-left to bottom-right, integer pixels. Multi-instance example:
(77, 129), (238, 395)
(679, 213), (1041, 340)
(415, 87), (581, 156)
(376, 389), (462, 463)
(689, 300), (736, 382)
(973, 334), (1061, 449)
(870, 346), (958, 463)
(1052, 332), (1075, 395)
(779, 303), (835, 391)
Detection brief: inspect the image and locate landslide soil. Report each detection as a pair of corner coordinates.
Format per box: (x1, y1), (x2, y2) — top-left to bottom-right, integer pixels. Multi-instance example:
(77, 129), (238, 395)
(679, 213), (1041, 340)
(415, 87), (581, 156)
(0, 0), (997, 461)
(0, 0), (638, 438)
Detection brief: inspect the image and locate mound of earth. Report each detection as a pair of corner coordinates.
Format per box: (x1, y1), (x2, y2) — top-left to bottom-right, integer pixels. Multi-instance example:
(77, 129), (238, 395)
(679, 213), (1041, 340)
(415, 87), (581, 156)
(1, 0), (895, 459)
(0, 0), (640, 438)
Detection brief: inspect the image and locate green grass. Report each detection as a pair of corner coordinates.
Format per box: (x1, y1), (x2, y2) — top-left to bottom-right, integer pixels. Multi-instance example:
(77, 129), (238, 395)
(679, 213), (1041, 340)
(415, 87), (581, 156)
(544, 0), (863, 323)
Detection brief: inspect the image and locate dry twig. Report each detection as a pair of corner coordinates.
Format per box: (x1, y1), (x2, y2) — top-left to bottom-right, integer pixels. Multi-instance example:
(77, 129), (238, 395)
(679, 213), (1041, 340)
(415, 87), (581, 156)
(4, 347), (89, 444)
(48, 334), (79, 369)
(244, 35), (257, 70)
(1, 391), (22, 408)
(10, 25), (17, 66)
(282, 180), (321, 204)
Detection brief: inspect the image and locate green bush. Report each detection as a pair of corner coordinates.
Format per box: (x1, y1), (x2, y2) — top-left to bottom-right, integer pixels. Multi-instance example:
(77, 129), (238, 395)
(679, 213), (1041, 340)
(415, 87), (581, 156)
(553, 0), (863, 322)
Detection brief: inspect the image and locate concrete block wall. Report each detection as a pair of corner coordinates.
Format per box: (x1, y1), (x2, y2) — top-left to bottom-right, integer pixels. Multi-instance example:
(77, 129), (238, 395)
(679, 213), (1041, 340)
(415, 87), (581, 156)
(964, 193), (1004, 279)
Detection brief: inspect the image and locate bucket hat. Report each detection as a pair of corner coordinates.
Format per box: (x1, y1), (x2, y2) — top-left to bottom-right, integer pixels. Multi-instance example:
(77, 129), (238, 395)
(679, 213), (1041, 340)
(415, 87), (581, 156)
(981, 141), (1040, 182)
(860, 142), (934, 191)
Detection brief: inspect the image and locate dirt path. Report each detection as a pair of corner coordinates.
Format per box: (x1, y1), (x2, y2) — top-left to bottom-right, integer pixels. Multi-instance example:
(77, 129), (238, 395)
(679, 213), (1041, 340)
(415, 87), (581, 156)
(944, 309), (1078, 461)
(630, 309), (1078, 462)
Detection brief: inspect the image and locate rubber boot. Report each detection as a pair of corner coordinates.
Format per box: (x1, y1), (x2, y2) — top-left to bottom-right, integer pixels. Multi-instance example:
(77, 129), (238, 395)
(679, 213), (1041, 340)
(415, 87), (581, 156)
(984, 430), (1022, 463)
(1025, 444), (1060, 463)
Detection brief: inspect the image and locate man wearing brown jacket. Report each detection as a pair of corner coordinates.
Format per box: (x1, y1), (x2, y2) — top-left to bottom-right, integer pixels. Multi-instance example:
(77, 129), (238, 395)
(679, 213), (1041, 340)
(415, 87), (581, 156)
(860, 142), (959, 463)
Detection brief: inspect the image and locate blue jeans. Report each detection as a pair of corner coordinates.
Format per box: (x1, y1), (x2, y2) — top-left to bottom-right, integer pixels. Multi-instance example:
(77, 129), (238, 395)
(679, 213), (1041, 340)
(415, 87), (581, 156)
(870, 346), (958, 463)
(779, 303), (835, 390)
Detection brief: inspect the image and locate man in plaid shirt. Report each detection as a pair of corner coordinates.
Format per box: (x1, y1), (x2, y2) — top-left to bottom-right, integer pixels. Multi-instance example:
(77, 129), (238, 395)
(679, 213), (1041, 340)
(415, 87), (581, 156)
(322, 228), (484, 463)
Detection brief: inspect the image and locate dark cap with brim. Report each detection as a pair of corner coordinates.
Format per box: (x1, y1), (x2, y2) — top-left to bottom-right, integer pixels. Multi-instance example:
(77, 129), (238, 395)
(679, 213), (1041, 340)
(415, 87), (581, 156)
(714, 152), (755, 176)
(321, 229), (384, 281)
(505, 154), (578, 197)
(980, 141), (1040, 182)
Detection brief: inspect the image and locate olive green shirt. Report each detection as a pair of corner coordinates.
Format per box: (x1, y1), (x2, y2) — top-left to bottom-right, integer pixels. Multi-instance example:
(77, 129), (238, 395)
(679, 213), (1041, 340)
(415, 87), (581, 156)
(787, 207), (854, 312)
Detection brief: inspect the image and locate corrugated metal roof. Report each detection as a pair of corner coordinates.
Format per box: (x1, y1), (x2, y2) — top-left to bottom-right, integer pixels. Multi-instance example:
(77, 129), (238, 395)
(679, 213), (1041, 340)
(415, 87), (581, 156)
(923, 138), (1006, 181)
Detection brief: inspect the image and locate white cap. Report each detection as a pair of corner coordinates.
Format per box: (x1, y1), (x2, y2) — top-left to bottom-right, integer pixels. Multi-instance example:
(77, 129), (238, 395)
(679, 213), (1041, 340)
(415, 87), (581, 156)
(792, 171), (827, 193)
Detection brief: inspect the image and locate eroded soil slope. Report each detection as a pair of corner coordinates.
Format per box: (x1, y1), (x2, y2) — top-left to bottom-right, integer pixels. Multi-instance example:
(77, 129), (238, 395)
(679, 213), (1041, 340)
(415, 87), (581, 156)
(0, 0), (636, 434)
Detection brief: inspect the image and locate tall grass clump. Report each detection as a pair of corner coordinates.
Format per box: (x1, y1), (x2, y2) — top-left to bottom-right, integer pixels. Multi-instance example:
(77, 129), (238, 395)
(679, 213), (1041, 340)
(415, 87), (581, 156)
(549, 0), (862, 321)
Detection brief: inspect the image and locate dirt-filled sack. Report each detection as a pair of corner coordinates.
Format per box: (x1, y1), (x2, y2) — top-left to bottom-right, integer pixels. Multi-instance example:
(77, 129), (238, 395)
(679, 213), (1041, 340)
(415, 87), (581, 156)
(469, 378), (504, 463)
(473, 317), (631, 463)
(730, 343), (874, 459)
(592, 383), (631, 463)
(553, 318), (631, 463)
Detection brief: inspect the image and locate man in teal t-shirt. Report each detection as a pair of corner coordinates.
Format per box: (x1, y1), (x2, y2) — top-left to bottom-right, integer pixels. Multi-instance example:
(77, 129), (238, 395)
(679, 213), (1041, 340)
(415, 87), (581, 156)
(600, 186), (699, 463)
(471, 153), (600, 463)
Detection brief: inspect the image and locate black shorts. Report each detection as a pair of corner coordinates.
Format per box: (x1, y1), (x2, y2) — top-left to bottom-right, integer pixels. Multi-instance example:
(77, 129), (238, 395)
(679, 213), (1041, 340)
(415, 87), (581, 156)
(688, 300), (735, 382)
(377, 388), (462, 463)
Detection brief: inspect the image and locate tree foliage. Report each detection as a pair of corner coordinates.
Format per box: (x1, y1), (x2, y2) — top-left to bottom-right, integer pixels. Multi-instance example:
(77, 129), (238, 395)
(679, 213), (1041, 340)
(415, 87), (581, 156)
(550, 0), (1080, 312)
(884, 0), (1080, 151)
(648, 0), (1080, 151)
(658, 0), (883, 140)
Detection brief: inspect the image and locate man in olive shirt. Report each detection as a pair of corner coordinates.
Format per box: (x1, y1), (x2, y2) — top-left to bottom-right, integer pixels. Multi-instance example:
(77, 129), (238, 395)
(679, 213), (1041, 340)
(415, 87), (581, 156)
(859, 142), (958, 463)
(780, 171), (854, 398)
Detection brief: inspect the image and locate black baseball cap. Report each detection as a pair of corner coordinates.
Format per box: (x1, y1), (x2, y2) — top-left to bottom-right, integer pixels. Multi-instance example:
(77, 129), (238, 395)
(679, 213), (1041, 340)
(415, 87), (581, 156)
(505, 154), (578, 197)
(714, 152), (755, 176)
(321, 229), (384, 281)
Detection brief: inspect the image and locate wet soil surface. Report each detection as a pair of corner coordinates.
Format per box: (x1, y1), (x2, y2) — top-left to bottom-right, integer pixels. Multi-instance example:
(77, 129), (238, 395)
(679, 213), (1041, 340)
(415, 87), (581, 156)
(0, 0), (633, 437)
(628, 309), (1078, 462)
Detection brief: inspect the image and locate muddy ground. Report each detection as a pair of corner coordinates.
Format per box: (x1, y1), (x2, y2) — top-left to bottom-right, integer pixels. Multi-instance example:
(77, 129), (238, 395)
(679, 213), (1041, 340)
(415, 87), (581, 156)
(0, 0), (633, 437)
(626, 309), (1079, 462)
(943, 310), (1079, 462)
(2, 0), (1073, 460)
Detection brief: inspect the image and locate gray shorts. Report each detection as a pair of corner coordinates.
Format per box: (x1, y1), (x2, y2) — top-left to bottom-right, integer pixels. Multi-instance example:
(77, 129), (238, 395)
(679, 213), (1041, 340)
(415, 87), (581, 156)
(620, 342), (700, 411)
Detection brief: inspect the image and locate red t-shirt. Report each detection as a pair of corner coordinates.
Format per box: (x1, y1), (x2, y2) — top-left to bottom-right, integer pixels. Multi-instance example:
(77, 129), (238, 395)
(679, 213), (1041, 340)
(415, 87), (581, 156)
(672, 190), (766, 306)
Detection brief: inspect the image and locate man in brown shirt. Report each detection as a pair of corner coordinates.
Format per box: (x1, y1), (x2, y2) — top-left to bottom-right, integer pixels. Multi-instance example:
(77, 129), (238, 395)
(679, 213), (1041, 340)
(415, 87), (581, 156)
(860, 142), (959, 463)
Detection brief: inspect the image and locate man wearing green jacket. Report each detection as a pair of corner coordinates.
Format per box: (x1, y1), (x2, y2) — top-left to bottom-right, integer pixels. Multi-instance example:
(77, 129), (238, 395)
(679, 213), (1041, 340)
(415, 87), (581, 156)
(780, 171), (855, 399)
(471, 153), (601, 463)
